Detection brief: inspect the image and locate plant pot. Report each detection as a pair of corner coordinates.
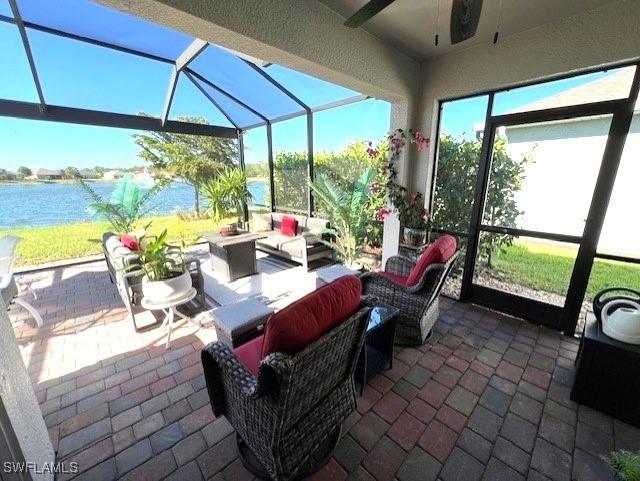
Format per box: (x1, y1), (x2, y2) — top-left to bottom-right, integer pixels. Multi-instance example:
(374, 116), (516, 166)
(142, 270), (191, 303)
(219, 223), (238, 236)
(403, 227), (427, 247)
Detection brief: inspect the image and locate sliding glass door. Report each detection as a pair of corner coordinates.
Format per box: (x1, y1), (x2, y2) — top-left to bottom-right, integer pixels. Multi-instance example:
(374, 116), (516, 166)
(432, 64), (640, 334)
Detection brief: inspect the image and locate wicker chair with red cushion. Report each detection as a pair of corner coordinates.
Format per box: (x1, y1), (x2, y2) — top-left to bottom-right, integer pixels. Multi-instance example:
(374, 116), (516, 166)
(201, 275), (370, 481)
(361, 235), (459, 346)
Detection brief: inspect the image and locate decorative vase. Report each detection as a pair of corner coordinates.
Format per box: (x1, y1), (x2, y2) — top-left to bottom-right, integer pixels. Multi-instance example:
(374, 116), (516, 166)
(142, 271), (191, 303)
(219, 223), (238, 236)
(403, 227), (427, 247)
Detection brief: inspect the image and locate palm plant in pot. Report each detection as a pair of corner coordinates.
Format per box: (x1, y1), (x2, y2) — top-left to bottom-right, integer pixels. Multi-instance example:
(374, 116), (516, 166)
(133, 229), (192, 303)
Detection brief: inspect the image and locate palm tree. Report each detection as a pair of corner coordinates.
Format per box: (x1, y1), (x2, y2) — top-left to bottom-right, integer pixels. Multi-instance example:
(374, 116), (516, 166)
(309, 167), (374, 266)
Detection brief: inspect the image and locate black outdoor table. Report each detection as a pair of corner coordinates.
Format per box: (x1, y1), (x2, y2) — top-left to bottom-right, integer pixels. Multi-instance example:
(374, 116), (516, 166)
(571, 312), (640, 427)
(203, 231), (265, 283)
(355, 302), (400, 395)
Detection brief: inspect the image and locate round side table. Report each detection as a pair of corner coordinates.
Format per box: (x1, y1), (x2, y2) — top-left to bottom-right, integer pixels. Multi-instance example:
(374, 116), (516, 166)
(141, 287), (199, 349)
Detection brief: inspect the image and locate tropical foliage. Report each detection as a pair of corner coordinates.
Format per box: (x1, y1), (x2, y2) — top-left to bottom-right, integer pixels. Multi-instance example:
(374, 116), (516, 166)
(432, 133), (529, 268)
(201, 167), (253, 222)
(309, 166), (375, 266)
(273, 140), (388, 246)
(133, 116), (239, 215)
(133, 229), (187, 281)
(79, 173), (165, 233)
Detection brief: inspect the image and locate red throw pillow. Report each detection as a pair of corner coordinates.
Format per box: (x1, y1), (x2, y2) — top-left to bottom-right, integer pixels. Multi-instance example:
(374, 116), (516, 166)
(120, 234), (139, 251)
(261, 275), (362, 357)
(280, 215), (298, 237)
(405, 235), (457, 287)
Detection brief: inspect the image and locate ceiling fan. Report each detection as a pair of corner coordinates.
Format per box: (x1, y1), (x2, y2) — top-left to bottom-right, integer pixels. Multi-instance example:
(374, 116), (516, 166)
(344, 0), (484, 45)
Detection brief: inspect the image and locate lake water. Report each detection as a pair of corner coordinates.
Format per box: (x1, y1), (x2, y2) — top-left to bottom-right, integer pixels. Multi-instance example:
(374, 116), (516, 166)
(0, 180), (267, 229)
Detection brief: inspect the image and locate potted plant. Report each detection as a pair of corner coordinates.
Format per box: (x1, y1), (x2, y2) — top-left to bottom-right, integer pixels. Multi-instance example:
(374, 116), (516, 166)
(398, 192), (431, 246)
(131, 229), (192, 303)
(602, 450), (640, 481)
(375, 128), (431, 247)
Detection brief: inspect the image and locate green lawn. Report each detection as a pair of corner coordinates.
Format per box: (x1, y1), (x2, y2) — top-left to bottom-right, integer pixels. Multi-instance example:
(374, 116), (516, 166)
(491, 240), (640, 300)
(1, 215), (221, 267)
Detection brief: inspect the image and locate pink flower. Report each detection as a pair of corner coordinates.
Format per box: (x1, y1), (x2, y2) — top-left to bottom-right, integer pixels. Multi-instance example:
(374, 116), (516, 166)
(369, 182), (380, 194)
(410, 192), (419, 205)
(375, 207), (391, 221)
(366, 147), (379, 159)
(414, 130), (429, 152)
(423, 208), (431, 220)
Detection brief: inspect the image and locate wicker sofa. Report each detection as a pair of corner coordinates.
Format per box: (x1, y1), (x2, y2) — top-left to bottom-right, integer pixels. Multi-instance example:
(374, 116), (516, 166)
(201, 275), (369, 481)
(361, 235), (459, 346)
(102, 232), (206, 331)
(253, 213), (334, 270)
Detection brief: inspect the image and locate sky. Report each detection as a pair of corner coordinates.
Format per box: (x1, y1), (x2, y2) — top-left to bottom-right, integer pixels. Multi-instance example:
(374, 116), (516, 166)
(0, 2), (391, 171)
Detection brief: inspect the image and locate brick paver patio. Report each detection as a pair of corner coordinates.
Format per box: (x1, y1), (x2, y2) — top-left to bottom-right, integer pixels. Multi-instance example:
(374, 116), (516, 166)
(8, 261), (640, 481)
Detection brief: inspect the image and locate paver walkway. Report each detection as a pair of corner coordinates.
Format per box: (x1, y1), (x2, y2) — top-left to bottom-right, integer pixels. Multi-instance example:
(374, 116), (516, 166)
(9, 261), (639, 480)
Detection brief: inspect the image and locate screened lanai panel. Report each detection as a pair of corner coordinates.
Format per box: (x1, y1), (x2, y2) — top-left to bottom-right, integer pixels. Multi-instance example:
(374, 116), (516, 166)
(0, 0), (12, 17)
(189, 45), (301, 119)
(190, 75), (264, 128)
(0, 22), (38, 102)
(264, 65), (359, 108)
(26, 28), (172, 115)
(16, 0), (192, 61)
(169, 74), (234, 128)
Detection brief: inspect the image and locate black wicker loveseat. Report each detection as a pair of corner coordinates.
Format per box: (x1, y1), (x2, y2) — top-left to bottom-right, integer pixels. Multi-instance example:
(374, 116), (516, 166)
(201, 275), (369, 481)
(361, 234), (459, 346)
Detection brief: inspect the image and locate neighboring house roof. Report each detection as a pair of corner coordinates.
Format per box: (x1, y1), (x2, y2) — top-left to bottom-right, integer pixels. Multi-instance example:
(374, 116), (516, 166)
(511, 67), (638, 113)
(473, 68), (639, 132)
(34, 168), (63, 176)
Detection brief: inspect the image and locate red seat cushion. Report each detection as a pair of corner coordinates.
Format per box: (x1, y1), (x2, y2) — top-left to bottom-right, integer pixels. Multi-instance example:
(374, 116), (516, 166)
(405, 235), (457, 287)
(281, 215), (298, 237)
(379, 271), (409, 286)
(261, 275), (362, 357)
(234, 335), (264, 377)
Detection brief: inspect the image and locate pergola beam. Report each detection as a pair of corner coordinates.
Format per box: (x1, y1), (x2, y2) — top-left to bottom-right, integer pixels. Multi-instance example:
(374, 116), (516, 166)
(241, 94), (372, 130)
(185, 72), (239, 129)
(176, 39), (208, 71)
(0, 15), (173, 64)
(186, 69), (269, 123)
(267, 121), (276, 212)
(161, 67), (179, 126)
(241, 59), (310, 112)
(162, 39), (209, 126)
(6, 1), (46, 112)
(0, 99), (237, 137)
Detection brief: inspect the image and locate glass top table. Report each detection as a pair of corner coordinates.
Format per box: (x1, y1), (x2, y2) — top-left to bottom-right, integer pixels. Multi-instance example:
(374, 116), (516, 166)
(355, 301), (400, 394)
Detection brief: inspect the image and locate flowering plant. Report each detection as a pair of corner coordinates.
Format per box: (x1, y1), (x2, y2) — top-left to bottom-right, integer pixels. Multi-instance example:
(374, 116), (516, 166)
(374, 128), (431, 230)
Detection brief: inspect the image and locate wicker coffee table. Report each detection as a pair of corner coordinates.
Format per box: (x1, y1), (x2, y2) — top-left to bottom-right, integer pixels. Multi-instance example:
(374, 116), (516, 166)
(203, 231), (265, 282)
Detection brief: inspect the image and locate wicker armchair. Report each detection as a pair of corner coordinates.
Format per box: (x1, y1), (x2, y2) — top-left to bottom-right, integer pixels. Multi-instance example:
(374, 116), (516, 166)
(361, 237), (458, 346)
(201, 280), (370, 481)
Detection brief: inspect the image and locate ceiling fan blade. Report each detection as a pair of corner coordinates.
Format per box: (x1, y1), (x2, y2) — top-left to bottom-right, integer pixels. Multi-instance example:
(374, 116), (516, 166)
(450, 0), (483, 44)
(344, 0), (396, 28)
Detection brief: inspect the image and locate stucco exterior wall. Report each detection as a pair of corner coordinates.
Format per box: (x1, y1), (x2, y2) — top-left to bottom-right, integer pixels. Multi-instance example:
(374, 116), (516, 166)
(505, 114), (640, 258)
(417, 0), (640, 200)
